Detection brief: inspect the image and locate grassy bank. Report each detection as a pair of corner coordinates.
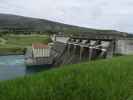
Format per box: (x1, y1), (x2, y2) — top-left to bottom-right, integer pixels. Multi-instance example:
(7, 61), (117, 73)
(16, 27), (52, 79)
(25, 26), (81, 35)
(0, 56), (133, 100)
(0, 34), (50, 54)
(0, 47), (25, 55)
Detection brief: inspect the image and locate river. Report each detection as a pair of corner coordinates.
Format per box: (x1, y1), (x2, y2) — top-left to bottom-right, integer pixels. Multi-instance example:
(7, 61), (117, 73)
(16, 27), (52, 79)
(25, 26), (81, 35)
(0, 55), (49, 81)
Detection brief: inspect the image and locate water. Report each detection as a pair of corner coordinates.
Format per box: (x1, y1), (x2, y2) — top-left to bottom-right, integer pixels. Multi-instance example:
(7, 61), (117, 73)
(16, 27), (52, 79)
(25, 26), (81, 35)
(0, 55), (49, 81)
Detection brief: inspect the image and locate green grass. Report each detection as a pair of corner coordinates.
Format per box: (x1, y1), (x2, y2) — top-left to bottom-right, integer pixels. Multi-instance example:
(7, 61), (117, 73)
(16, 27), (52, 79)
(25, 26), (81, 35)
(0, 34), (50, 54)
(0, 47), (25, 55)
(0, 56), (133, 100)
(2, 35), (50, 46)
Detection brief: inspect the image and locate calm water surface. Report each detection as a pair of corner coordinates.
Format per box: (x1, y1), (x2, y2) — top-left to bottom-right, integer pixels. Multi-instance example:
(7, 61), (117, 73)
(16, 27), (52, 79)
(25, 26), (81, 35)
(0, 55), (48, 81)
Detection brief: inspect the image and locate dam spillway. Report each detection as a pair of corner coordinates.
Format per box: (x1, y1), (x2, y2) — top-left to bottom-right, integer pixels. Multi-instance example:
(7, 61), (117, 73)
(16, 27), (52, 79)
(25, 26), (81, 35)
(51, 32), (133, 66)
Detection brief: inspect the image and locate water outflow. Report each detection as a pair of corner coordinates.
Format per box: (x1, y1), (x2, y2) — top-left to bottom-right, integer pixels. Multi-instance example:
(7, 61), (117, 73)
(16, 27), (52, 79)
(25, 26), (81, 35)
(0, 55), (50, 81)
(0, 55), (25, 65)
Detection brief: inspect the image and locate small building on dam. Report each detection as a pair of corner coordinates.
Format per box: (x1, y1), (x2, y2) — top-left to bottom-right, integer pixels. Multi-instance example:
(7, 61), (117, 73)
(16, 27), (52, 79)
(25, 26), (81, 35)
(25, 43), (54, 66)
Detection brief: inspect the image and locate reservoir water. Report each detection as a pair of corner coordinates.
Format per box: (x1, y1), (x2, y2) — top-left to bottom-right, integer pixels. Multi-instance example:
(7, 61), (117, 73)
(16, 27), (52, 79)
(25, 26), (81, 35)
(0, 55), (48, 81)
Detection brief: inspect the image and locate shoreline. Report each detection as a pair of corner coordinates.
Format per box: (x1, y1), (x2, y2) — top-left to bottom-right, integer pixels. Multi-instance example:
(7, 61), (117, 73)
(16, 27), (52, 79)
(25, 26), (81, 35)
(0, 52), (25, 56)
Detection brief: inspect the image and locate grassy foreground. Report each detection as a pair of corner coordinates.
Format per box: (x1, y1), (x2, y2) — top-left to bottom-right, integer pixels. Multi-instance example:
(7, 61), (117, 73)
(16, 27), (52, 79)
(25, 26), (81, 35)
(0, 56), (133, 100)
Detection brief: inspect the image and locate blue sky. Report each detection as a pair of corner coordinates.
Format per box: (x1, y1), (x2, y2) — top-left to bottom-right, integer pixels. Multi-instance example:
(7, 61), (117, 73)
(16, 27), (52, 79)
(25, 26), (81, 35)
(0, 0), (133, 33)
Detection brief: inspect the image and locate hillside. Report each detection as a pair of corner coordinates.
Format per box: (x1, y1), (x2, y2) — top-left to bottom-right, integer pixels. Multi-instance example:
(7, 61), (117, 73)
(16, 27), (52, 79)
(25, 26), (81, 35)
(0, 13), (128, 35)
(0, 13), (91, 34)
(0, 56), (133, 100)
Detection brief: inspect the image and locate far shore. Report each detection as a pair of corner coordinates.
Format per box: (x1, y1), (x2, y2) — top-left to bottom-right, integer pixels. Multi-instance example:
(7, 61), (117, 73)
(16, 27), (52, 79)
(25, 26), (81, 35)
(0, 52), (25, 56)
(0, 34), (50, 56)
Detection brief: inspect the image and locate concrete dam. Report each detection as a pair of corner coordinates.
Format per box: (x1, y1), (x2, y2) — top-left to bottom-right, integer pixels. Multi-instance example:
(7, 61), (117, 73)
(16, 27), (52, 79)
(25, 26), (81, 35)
(25, 31), (133, 67)
(51, 32), (133, 66)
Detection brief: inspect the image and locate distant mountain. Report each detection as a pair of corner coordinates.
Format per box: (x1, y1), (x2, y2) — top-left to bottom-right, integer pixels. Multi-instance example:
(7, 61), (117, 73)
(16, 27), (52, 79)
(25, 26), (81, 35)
(0, 13), (128, 36)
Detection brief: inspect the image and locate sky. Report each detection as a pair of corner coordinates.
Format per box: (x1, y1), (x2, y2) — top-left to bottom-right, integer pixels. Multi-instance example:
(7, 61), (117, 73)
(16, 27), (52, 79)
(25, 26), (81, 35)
(0, 0), (133, 33)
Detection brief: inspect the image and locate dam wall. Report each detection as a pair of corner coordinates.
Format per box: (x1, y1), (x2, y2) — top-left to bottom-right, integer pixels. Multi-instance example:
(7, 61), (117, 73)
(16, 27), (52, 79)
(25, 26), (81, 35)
(50, 34), (133, 66)
(51, 42), (67, 66)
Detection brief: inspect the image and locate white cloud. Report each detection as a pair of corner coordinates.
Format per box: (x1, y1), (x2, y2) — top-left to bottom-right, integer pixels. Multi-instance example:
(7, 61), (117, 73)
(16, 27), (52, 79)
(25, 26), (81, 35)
(0, 0), (133, 33)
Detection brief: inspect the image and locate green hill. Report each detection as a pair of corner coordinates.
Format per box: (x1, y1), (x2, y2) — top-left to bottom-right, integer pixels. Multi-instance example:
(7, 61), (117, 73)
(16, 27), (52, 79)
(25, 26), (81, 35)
(0, 56), (133, 100)
(0, 13), (127, 35)
(0, 13), (91, 34)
